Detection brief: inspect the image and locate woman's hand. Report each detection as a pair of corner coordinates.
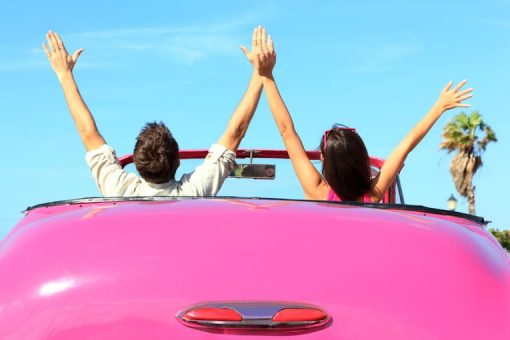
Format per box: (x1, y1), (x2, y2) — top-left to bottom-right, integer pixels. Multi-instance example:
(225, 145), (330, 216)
(435, 80), (473, 112)
(257, 30), (276, 78)
(241, 26), (276, 78)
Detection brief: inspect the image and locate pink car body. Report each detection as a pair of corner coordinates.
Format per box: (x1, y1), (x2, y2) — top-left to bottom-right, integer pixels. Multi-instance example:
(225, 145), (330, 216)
(0, 150), (509, 339)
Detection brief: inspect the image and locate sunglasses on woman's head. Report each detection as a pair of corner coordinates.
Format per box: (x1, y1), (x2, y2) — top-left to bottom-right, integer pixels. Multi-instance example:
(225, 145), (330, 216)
(322, 124), (357, 147)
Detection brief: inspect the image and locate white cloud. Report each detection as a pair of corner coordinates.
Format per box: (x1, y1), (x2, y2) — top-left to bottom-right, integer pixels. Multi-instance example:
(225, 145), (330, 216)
(66, 26), (242, 64)
(0, 59), (47, 71)
(0, 15), (265, 71)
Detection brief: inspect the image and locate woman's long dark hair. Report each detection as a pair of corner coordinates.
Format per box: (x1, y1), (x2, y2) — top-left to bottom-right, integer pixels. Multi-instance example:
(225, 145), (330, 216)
(320, 127), (372, 201)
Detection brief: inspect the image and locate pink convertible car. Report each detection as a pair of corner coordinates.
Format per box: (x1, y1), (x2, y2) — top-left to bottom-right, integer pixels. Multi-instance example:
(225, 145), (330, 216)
(1, 150), (509, 339)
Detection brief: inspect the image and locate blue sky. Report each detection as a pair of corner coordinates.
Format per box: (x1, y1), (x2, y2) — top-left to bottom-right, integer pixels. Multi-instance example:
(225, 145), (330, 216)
(1, 0), (509, 237)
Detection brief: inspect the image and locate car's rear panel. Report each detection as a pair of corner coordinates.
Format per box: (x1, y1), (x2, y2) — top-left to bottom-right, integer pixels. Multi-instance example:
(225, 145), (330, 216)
(1, 198), (509, 339)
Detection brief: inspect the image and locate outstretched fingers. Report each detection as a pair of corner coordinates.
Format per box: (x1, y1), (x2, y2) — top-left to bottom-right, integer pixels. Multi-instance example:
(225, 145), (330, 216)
(46, 32), (56, 53)
(252, 26), (258, 50)
(254, 26), (276, 77)
(42, 42), (51, 58)
(268, 35), (274, 54)
(442, 80), (453, 92)
(43, 32), (59, 61)
(457, 91), (473, 103)
(54, 32), (69, 55)
(239, 45), (248, 55)
(49, 31), (60, 53)
(256, 25), (263, 50)
(457, 87), (473, 97)
(437, 79), (474, 111)
(240, 26), (262, 64)
(454, 83), (473, 107)
(261, 27), (267, 52)
(452, 79), (468, 93)
(43, 30), (83, 80)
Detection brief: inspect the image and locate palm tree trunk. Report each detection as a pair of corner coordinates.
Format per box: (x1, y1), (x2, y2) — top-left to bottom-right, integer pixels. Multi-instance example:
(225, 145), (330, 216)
(450, 152), (470, 197)
(450, 150), (480, 215)
(467, 185), (476, 215)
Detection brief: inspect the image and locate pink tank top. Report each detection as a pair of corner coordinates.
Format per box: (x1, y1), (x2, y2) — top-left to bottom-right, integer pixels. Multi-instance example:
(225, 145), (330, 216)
(327, 189), (372, 203)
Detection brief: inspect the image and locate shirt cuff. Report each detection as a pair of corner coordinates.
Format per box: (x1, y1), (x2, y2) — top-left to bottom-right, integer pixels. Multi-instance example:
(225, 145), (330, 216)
(85, 144), (119, 167)
(207, 144), (236, 163)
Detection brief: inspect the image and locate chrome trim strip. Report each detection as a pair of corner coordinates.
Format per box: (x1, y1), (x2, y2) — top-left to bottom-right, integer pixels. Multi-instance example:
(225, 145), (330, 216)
(25, 196), (486, 225)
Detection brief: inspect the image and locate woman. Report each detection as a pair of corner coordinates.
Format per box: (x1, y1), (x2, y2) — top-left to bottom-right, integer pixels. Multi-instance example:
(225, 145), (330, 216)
(255, 27), (473, 202)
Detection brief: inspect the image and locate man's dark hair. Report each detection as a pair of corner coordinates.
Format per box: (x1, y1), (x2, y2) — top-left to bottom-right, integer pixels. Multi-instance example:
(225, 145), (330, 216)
(320, 129), (372, 201)
(133, 122), (179, 184)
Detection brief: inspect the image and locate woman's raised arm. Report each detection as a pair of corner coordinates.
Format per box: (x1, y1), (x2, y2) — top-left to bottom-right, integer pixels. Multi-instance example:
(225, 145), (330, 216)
(257, 27), (328, 200)
(371, 80), (473, 202)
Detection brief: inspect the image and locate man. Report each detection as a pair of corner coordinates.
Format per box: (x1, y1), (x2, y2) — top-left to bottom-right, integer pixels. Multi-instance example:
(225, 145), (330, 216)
(43, 27), (265, 196)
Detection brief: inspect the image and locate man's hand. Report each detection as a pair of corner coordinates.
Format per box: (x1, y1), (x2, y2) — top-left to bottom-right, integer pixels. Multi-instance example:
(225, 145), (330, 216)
(216, 26), (265, 152)
(43, 30), (105, 151)
(42, 31), (84, 83)
(435, 80), (473, 112)
(240, 26), (259, 66)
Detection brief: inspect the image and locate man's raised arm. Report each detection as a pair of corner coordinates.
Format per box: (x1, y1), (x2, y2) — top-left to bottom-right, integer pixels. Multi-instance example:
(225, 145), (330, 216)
(216, 26), (265, 152)
(43, 31), (105, 151)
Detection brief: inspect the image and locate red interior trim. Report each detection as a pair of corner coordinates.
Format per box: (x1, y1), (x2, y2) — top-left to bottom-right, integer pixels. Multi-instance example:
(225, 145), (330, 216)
(119, 149), (385, 167)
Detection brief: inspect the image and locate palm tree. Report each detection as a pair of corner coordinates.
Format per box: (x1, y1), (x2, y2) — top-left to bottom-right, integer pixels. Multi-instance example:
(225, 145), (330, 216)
(489, 228), (510, 252)
(440, 111), (497, 215)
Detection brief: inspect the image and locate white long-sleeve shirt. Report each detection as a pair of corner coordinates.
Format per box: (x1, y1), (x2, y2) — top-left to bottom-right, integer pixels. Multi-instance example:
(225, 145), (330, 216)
(85, 144), (236, 197)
